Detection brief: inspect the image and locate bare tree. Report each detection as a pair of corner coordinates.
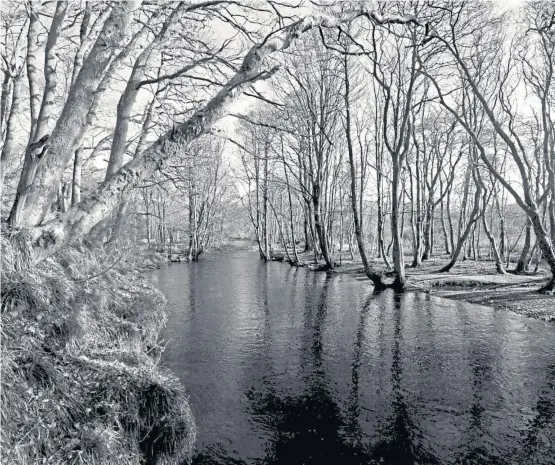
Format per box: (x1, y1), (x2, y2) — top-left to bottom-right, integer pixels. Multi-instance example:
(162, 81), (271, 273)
(4, 5), (424, 261)
(423, 1), (555, 290)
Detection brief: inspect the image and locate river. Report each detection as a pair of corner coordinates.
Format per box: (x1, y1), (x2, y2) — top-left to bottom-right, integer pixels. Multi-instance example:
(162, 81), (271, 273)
(149, 250), (555, 465)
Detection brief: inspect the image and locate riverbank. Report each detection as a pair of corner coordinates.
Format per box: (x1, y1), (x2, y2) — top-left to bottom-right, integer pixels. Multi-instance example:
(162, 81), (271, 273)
(0, 234), (195, 465)
(271, 249), (555, 322)
(405, 260), (554, 322)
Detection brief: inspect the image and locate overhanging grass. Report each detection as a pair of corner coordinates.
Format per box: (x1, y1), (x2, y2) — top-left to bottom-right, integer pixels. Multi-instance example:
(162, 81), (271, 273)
(1, 233), (196, 465)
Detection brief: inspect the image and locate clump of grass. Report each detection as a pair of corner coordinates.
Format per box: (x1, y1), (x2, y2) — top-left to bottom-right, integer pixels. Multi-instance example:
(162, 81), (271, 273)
(1, 234), (196, 465)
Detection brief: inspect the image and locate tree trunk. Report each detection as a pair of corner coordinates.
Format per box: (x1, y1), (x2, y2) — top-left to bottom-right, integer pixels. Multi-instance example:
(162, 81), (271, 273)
(440, 169), (483, 273)
(0, 72), (23, 185)
(12, 2), (137, 227)
(515, 218), (532, 273)
(440, 198), (451, 255)
(531, 213), (555, 293)
(313, 185), (334, 270)
(343, 55), (384, 288)
(71, 148), (83, 206)
(26, 1), (41, 134)
(409, 143), (422, 268)
(446, 185), (455, 254)
(391, 158), (406, 290)
(422, 199), (433, 260)
(376, 155), (391, 270)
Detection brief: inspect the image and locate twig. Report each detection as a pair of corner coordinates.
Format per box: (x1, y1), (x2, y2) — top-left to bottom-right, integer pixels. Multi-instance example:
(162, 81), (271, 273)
(73, 246), (137, 283)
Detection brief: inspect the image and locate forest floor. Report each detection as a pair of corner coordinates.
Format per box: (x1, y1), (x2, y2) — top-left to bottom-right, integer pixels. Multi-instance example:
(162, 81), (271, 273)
(272, 249), (555, 322)
(403, 260), (553, 322)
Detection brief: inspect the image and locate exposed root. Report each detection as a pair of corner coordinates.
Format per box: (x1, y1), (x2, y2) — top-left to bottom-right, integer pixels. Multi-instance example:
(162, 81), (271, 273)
(537, 278), (555, 295)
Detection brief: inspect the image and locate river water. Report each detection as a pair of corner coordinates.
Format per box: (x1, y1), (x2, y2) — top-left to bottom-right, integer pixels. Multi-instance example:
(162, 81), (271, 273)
(150, 250), (555, 465)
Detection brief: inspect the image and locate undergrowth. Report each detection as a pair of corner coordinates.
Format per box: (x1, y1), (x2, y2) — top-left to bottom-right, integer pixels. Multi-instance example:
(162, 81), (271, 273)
(0, 233), (196, 465)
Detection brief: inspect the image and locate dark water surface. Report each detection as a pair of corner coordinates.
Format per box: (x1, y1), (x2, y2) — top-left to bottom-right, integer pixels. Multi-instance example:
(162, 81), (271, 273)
(150, 250), (555, 465)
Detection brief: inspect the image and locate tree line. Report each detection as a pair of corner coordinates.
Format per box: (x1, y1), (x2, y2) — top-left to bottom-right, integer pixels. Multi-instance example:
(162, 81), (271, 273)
(1, 1), (554, 291)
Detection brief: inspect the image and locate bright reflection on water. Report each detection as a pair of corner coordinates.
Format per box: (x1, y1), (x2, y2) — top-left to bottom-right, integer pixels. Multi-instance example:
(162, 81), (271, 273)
(150, 250), (555, 465)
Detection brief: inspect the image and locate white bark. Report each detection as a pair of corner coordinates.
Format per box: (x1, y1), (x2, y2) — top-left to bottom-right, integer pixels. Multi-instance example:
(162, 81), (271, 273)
(12, 1), (140, 227)
(105, 4), (183, 179)
(0, 74), (22, 185)
(10, 1), (68, 225)
(26, 1), (41, 134)
(29, 8), (425, 258)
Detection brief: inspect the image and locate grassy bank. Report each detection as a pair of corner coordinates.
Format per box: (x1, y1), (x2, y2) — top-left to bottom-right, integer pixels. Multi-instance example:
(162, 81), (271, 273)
(0, 234), (196, 465)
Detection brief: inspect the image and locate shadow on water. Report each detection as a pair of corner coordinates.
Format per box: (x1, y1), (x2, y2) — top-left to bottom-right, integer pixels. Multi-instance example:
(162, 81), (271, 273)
(153, 252), (555, 465)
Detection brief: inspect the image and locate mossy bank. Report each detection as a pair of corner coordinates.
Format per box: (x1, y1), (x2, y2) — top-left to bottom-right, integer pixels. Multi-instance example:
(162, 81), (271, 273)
(0, 233), (196, 465)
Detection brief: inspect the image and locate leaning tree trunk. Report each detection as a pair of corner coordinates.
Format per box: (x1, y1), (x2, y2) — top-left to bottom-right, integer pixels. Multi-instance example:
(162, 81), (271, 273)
(27, 9), (426, 260)
(11, 2), (138, 228)
(530, 212), (555, 293)
(104, 5), (183, 180)
(440, 168), (483, 273)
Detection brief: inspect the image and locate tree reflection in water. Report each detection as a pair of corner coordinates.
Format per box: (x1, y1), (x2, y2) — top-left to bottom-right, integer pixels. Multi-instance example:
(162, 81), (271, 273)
(364, 292), (440, 465)
(245, 275), (373, 464)
(168, 260), (555, 465)
(518, 363), (555, 465)
(242, 287), (443, 465)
